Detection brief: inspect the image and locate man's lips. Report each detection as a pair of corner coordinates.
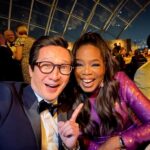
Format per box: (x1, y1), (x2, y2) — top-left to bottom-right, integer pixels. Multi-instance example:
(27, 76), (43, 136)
(45, 83), (59, 88)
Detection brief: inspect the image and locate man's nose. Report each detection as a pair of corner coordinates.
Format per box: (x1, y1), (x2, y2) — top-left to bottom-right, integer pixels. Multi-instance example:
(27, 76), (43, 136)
(48, 66), (61, 80)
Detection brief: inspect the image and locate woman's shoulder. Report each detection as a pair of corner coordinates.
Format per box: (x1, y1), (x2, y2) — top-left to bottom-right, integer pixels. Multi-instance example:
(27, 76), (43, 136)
(114, 71), (134, 88)
(114, 71), (128, 80)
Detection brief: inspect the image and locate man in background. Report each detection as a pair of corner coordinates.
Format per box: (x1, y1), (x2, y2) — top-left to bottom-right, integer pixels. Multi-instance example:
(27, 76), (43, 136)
(3, 29), (16, 58)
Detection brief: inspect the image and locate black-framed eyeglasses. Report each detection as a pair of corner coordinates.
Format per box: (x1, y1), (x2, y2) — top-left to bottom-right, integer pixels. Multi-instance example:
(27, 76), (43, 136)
(34, 61), (73, 75)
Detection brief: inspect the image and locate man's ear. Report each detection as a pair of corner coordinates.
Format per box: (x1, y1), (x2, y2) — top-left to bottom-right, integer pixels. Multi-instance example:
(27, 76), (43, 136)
(29, 65), (33, 78)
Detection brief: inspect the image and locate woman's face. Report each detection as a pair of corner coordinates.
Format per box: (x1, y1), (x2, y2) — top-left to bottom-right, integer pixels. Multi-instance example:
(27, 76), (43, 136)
(74, 44), (105, 93)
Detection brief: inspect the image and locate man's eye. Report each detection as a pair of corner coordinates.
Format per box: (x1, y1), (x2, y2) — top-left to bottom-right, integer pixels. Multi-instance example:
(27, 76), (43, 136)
(61, 65), (68, 69)
(41, 63), (52, 68)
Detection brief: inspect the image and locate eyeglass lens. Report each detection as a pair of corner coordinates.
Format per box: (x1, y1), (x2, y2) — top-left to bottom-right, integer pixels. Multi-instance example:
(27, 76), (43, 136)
(36, 61), (72, 75)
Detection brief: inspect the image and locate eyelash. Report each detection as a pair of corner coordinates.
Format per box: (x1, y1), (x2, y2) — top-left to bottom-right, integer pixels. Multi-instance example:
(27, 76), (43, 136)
(92, 64), (100, 67)
(75, 63), (83, 67)
(75, 63), (100, 67)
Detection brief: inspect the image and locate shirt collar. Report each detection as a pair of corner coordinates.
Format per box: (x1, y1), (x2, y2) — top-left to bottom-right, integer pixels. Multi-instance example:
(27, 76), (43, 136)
(34, 92), (57, 104)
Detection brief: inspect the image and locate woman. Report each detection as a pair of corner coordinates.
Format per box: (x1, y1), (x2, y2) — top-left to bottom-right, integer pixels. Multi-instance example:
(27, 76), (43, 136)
(21, 36), (35, 83)
(70, 32), (150, 150)
(15, 24), (28, 60)
(15, 25), (35, 83)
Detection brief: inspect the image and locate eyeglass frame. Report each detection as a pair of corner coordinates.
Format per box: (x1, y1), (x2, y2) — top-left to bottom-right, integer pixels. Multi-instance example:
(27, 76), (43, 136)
(34, 61), (73, 75)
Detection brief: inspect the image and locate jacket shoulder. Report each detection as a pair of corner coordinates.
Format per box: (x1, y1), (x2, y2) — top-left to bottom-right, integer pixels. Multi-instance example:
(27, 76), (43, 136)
(0, 82), (28, 125)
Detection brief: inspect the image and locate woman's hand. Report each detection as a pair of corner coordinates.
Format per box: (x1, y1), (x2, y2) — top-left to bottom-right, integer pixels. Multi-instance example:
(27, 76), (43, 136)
(98, 136), (122, 150)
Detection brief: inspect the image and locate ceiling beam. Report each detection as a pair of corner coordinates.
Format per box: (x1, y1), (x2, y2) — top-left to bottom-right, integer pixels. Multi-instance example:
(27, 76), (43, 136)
(62, 0), (78, 36)
(27, 0), (34, 33)
(102, 0), (127, 31)
(81, 0), (100, 35)
(45, 0), (58, 35)
(117, 1), (150, 38)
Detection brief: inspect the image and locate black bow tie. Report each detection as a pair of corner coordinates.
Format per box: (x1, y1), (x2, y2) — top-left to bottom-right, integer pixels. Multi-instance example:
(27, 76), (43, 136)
(7, 42), (15, 47)
(38, 100), (61, 116)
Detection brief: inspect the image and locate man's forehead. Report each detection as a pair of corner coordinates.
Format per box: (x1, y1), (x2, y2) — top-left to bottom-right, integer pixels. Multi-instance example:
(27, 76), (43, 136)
(39, 45), (70, 55)
(38, 46), (71, 62)
(4, 30), (14, 36)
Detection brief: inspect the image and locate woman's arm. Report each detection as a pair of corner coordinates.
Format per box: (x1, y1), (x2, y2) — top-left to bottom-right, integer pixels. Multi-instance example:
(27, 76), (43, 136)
(15, 45), (23, 61)
(116, 72), (150, 149)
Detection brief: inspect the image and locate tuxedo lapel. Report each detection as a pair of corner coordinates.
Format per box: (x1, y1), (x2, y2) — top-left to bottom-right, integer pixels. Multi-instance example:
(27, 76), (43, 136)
(22, 85), (41, 150)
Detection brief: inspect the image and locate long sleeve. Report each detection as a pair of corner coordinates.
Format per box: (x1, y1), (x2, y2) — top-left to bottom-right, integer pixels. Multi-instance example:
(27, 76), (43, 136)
(116, 72), (150, 149)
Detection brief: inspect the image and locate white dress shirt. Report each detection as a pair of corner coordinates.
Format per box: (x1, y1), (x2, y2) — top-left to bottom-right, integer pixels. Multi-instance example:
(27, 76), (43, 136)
(35, 93), (58, 150)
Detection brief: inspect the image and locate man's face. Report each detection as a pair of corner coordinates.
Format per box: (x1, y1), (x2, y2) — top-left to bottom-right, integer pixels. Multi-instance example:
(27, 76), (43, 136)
(4, 30), (15, 43)
(29, 45), (71, 103)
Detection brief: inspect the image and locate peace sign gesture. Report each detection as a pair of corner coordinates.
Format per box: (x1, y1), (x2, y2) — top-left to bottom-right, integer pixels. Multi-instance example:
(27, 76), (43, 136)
(58, 103), (83, 149)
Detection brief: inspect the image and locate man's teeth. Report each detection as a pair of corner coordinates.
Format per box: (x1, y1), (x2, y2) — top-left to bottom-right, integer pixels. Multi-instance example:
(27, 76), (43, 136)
(46, 84), (58, 87)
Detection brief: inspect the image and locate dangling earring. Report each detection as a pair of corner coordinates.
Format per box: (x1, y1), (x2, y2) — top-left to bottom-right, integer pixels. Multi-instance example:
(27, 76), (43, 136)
(100, 80), (104, 87)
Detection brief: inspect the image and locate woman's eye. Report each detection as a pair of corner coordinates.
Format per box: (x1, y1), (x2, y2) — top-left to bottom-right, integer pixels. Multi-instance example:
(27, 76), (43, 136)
(75, 63), (83, 67)
(92, 63), (100, 67)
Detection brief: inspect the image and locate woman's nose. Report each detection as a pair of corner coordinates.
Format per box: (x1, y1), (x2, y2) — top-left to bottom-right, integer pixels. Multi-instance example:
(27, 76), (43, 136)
(82, 65), (92, 75)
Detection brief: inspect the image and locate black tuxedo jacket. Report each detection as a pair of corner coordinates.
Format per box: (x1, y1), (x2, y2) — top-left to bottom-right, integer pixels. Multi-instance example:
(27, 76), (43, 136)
(0, 46), (14, 81)
(0, 82), (68, 150)
(0, 46), (23, 81)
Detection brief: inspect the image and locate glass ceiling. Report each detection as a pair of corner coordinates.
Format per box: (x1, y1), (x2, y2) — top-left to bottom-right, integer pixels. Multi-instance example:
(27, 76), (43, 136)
(0, 0), (150, 42)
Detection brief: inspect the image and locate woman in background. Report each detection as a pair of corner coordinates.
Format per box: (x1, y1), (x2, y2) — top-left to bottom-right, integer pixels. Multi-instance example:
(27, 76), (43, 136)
(70, 32), (150, 150)
(15, 24), (35, 83)
(21, 36), (35, 83)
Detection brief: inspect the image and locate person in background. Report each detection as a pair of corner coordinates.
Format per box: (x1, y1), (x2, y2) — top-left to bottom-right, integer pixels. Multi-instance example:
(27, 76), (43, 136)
(4, 28), (24, 81)
(134, 57), (150, 99)
(21, 36), (35, 83)
(112, 43), (121, 56)
(129, 49), (147, 80)
(0, 35), (82, 150)
(115, 47), (127, 71)
(0, 33), (15, 81)
(1, 31), (23, 81)
(15, 24), (35, 83)
(134, 35), (150, 100)
(69, 32), (150, 150)
(15, 24), (28, 60)
(3, 29), (16, 58)
(0, 33), (6, 46)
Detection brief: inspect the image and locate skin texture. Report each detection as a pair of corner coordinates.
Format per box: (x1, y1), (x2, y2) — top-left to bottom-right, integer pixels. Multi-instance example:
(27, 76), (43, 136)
(58, 103), (83, 149)
(75, 44), (105, 93)
(72, 33), (150, 150)
(74, 44), (121, 150)
(29, 44), (83, 149)
(4, 30), (15, 43)
(29, 45), (71, 103)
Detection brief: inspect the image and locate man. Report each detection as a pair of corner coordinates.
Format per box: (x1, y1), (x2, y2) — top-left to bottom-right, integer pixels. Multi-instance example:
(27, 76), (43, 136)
(115, 47), (127, 71)
(3, 29), (16, 58)
(3, 29), (23, 81)
(0, 33), (15, 81)
(0, 36), (82, 150)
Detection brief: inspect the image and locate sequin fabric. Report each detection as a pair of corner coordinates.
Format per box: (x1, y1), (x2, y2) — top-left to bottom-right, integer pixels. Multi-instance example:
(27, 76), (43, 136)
(88, 71), (150, 150)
